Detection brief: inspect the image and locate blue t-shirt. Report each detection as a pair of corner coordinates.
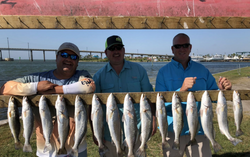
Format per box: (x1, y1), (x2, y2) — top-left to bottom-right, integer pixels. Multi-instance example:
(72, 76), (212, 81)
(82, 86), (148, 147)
(93, 60), (153, 141)
(155, 57), (218, 135)
(14, 69), (92, 85)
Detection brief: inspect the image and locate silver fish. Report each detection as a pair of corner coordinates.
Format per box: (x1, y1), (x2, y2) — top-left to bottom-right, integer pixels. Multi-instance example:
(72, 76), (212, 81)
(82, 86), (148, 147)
(136, 94), (152, 157)
(8, 96), (23, 150)
(156, 93), (169, 150)
(22, 96), (34, 152)
(200, 91), (222, 153)
(106, 93), (123, 156)
(91, 94), (108, 156)
(217, 90), (242, 146)
(233, 90), (244, 137)
(171, 92), (183, 150)
(186, 92), (199, 146)
(70, 95), (88, 157)
(123, 93), (138, 157)
(39, 95), (53, 153)
(55, 95), (69, 155)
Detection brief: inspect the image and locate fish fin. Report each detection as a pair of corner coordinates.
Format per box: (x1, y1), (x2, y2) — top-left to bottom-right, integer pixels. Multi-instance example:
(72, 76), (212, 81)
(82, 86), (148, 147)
(58, 147), (67, 155)
(135, 146), (145, 157)
(175, 109), (179, 114)
(213, 142), (222, 153)
(156, 110), (158, 118)
(23, 144), (33, 152)
(172, 141), (180, 150)
(15, 141), (23, 150)
(43, 143), (52, 153)
(236, 129), (244, 137)
(70, 148), (78, 157)
(230, 138), (242, 146)
(122, 114), (125, 122)
(200, 109), (203, 117)
(8, 111), (11, 118)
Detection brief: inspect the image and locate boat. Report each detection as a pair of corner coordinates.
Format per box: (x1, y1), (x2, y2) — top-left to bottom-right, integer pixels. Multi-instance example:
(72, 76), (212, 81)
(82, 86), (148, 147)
(205, 54), (224, 62)
(190, 55), (205, 62)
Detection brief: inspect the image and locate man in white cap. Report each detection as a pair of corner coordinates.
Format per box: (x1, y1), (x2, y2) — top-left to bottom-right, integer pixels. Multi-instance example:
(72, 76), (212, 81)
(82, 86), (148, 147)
(0, 42), (95, 157)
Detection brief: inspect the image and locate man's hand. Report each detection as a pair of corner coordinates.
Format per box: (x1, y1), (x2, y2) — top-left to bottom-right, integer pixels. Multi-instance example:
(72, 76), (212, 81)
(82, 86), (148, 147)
(218, 77), (232, 90)
(180, 77), (197, 91)
(37, 81), (58, 94)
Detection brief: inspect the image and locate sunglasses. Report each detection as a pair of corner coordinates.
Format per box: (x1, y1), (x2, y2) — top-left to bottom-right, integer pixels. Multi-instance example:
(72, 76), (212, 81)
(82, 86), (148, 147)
(108, 45), (123, 51)
(173, 43), (190, 49)
(59, 52), (78, 60)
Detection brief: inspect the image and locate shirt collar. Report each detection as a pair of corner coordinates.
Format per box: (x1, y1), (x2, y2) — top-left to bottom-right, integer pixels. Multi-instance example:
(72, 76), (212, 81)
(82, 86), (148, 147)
(171, 57), (192, 69)
(106, 59), (131, 72)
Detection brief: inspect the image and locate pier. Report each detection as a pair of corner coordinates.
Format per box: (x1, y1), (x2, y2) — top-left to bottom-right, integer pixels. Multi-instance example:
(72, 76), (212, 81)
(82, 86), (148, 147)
(0, 48), (172, 61)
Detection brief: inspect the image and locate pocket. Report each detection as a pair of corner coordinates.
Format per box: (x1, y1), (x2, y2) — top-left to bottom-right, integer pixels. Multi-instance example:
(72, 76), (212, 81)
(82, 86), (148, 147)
(127, 82), (141, 92)
(101, 83), (114, 93)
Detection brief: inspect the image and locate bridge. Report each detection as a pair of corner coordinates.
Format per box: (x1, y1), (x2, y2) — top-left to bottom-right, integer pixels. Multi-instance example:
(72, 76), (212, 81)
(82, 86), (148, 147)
(0, 48), (173, 61)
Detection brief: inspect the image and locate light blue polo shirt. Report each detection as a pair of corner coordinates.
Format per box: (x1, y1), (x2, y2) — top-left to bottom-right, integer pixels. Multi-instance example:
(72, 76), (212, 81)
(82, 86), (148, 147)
(155, 57), (218, 135)
(93, 60), (153, 141)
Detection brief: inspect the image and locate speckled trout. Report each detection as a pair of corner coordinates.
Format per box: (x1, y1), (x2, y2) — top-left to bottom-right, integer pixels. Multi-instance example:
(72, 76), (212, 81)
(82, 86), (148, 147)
(172, 92), (183, 150)
(156, 93), (169, 150)
(55, 95), (69, 155)
(200, 91), (222, 153)
(233, 90), (244, 137)
(106, 93), (123, 156)
(186, 92), (199, 146)
(217, 90), (242, 146)
(8, 96), (22, 150)
(70, 95), (88, 157)
(123, 93), (137, 157)
(91, 94), (108, 156)
(22, 96), (34, 152)
(39, 95), (53, 153)
(136, 94), (152, 157)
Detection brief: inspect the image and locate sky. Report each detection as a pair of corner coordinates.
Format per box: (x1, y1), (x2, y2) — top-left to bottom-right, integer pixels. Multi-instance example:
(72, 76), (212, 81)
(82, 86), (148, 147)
(0, 29), (249, 60)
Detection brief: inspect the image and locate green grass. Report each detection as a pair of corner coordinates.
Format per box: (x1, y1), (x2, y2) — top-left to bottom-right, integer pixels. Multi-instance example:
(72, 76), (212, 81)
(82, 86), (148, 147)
(1, 67), (250, 156)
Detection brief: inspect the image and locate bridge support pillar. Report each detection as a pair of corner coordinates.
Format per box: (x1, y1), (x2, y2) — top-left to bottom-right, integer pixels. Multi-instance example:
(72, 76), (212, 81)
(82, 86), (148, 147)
(30, 50), (33, 61)
(0, 50), (2, 61)
(43, 50), (45, 62)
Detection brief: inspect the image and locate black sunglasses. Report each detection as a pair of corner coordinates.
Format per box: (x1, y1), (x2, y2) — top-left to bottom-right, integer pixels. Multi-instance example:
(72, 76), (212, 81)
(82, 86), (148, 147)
(108, 45), (123, 51)
(59, 52), (78, 60)
(173, 43), (190, 49)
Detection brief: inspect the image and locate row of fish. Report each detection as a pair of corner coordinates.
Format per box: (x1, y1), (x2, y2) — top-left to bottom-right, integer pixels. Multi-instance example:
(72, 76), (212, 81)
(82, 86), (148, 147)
(7, 90), (243, 156)
(7, 95), (87, 157)
(169, 90), (243, 154)
(92, 93), (153, 157)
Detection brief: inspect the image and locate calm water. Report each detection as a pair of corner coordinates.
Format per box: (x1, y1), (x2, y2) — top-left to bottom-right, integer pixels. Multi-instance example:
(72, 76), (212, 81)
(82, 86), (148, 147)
(0, 60), (250, 120)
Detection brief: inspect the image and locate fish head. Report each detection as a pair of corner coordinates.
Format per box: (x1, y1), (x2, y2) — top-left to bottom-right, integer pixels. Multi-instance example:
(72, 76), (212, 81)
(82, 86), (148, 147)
(107, 93), (116, 110)
(8, 96), (15, 109)
(201, 91), (212, 108)
(22, 96), (30, 110)
(124, 93), (133, 110)
(55, 95), (66, 111)
(187, 92), (196, 108)
(217, 91), (227, 107)
(233, 90), (241, 105)
(172, 92), (181, 109)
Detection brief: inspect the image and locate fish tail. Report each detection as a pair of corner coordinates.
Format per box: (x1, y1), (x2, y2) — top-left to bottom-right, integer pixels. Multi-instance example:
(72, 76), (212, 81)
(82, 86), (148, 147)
(58, 147), (67, 155)
(172, 141), (180, 150)
(69, 148), (78, 157)
(213, 142), (222, 153)
(43, 143), (52, 153)
(186, 138), (198, 146)
(236, 129), (244, 137)
(23, 144), (33, 152)
(117, 148), (125, 157)
(230, 138), (242, 146)
(135, 147), (146, 157)
(15, 141), (23, 150)
(162, 141), (170, 150)
(99, 145), (109, 157)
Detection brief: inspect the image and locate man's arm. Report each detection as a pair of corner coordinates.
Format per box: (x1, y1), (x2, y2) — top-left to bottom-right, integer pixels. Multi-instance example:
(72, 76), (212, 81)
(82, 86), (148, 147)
(0, 80), (57, 96)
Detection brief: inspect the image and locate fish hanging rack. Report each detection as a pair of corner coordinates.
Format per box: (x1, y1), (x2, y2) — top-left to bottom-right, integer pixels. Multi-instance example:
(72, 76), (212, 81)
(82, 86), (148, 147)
(0, 90), (250, 108)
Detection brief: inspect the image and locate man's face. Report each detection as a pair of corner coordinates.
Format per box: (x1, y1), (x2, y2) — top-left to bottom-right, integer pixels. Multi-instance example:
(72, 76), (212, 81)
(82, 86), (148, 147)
(56, 50), (79, 73)
(171, 35), (192, 63)
(105, 44), (125, 66)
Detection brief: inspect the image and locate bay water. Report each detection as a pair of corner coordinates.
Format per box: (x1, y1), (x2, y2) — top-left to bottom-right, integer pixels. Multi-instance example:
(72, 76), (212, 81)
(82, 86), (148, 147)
(0, 60), (249, 120)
